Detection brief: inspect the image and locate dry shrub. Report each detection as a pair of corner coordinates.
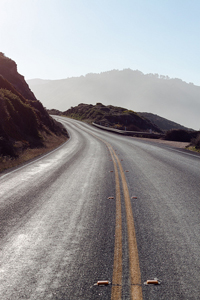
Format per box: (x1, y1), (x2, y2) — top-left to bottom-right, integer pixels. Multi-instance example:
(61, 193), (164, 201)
(0, 135), (68, 173)
(191, 133), (200, 149)
(164, 129), (191, 142)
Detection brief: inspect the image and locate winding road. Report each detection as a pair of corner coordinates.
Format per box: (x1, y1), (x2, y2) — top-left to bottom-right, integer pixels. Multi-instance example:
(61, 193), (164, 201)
(0, 117), (200, 300)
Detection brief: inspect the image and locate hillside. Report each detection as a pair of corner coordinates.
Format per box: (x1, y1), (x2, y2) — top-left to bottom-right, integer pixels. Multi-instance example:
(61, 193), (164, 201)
(0, 52), (36, 100)
(48, 108), (191, 132)
(63, 103), (162, 133)
(138, 112), (192, 132)
(0, 53), (68, 167)
(28, 69), (200, 130)
(63, 103), (200, 148)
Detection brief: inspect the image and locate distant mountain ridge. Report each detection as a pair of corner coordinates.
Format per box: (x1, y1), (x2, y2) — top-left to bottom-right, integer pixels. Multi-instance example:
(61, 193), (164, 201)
(28, 69), (200, 130)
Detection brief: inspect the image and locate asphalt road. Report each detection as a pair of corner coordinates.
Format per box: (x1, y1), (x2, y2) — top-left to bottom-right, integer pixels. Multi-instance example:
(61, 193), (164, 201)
(0, 117), (199, 300)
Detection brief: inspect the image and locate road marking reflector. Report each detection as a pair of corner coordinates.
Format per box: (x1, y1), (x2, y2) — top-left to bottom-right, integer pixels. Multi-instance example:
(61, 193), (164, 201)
(110, 170), (114, 172)
(125, 170), (129, 172)
(131, 196), (137, 199)
(144, 278), (161, 285)
(94, 281), (111, 286)
(87, 133), (143, 299)
(112, 152), (143, 299)
(108, 196), (114, 199)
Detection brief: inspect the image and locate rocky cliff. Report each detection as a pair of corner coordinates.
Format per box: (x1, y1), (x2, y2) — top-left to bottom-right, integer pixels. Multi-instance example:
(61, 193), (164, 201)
(0, 52), (36, 100)
(0, 53), (68, 159)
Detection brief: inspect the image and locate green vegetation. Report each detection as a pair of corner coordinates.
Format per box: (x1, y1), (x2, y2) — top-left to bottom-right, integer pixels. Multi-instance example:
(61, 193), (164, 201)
(0, 85), (68, 159)
(0, 54), (68, 163)
(0, 52), (36, 101)
(186, 146), (200, 153)
(63, 103), (163, 133)
(0, 88), (42, 158)
(0, 89), (40, 140)
(190, 133), (200, 151)
(63, 103), (200, 148)
(164, 129), (200, 148)
(164, 129), (192, 142)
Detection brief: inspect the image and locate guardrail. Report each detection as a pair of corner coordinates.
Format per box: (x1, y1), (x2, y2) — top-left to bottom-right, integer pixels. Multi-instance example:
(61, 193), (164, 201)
(92, 122), (165, 138)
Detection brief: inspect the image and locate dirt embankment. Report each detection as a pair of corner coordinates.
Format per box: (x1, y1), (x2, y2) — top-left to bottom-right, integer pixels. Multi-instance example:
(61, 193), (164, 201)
(0, 53), (69, 172)
(0, 134), (68, 173)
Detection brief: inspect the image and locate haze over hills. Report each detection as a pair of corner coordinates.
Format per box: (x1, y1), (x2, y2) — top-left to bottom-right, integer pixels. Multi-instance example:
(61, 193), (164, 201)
(28, 69), (200, 130)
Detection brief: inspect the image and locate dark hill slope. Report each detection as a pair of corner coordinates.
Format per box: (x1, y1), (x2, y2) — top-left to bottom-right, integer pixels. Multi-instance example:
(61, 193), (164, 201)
(0, 88), (40, 156)
(138, 112), (192, 132)
(48, 108), (190, 132)
(0, 52), (36, 100)
(0, 53), (68, 159)
(64, 103), (162, 133)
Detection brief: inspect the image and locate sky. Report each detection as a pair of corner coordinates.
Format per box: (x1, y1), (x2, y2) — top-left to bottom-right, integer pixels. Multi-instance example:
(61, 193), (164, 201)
(1, 0), (200, 85)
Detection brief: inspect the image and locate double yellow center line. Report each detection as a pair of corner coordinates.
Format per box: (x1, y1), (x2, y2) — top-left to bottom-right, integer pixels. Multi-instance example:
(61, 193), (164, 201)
(107, 142), (143, 300)
(89, 131), (143, 299)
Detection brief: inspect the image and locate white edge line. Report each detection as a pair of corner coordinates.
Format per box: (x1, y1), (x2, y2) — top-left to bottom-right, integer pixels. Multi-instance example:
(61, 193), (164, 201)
(0, 131), (71, 180)
(168, 147), (200, 158)
(131, 137), (200, 159)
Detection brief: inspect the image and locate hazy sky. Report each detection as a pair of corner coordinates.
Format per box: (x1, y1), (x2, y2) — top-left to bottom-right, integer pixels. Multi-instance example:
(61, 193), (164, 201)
(1, 0), (200, 84)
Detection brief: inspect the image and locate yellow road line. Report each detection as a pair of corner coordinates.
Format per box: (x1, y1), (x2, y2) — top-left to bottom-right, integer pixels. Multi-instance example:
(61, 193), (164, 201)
(113, 152), (143, 300)
(108, 146), (122, 300)
(89, 132), (142, 299)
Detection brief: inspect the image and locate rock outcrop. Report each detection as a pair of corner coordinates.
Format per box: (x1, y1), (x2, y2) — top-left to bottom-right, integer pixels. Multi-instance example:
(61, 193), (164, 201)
(0, 53), (68, 158)
(64, 102), (163, 133)
(0, 52), (36, 100)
